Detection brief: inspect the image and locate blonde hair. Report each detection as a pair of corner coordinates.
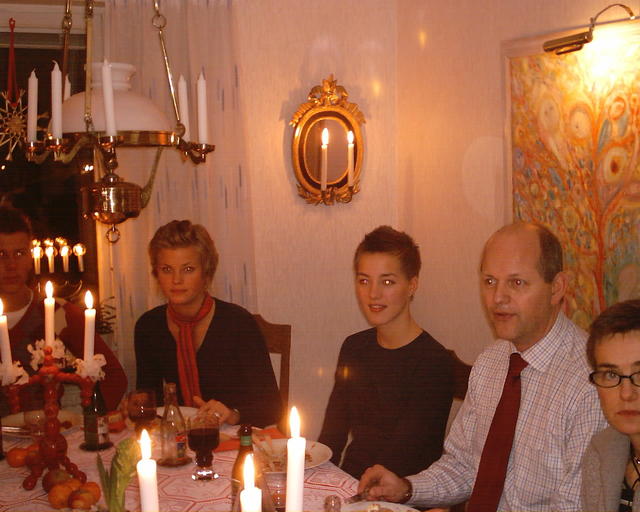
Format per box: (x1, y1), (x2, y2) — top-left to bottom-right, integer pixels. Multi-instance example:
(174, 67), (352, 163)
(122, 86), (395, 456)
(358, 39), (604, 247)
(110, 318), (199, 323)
(148, 220), (218, 286)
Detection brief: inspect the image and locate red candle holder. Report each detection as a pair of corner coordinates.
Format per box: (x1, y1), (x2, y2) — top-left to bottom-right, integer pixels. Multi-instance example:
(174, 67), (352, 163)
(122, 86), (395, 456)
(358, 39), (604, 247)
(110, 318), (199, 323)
(4, 346), (94, 490)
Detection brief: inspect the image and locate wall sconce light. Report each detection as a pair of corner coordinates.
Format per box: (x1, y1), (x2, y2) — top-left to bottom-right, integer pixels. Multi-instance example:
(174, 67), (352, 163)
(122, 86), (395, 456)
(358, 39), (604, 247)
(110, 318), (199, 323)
(543, 3), (636, 54)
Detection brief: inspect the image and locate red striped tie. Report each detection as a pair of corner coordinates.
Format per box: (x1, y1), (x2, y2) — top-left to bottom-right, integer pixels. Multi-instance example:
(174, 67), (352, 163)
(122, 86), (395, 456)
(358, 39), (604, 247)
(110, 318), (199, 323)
(467, 352), (528, 512)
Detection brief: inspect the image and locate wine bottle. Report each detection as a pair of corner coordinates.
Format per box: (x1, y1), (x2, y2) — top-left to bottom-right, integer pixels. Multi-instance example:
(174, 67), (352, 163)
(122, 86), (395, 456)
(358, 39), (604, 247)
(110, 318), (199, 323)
(158, 382), (190, 466)
(81, 381), (113, 451)
(231, 424), (253, 499)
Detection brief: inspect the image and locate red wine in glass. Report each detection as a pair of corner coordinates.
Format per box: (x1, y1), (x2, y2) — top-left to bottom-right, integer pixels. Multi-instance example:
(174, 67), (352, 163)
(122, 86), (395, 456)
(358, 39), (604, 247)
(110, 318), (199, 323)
(127, 390), (157, 435)
(187, 416), (220, 480)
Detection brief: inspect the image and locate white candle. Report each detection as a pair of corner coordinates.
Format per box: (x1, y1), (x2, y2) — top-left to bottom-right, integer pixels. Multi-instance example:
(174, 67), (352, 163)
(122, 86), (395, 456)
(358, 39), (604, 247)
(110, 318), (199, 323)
(83, 291), (95, 362)
(64, 74), (71, 101)
(178, 75), (191, 141)
(285, 407), (305, 512)
(45, 246), (55, 274)
(44, 281), (55, 348)
(27, 70), (38, 142)
(240, 454), (262, 512)
(0, 300), (12, 386)
(102, 60), (117, 136)
(32, 246), (42, 275)
(347, 130), (354, 187)
(320, 128), (329, 191)
(137, 430), (159, 512)
(73, 244), (85, 272)
(51, 62), (62, 139)
(60, 245), (70, 273)
(197, 70), (208, 144)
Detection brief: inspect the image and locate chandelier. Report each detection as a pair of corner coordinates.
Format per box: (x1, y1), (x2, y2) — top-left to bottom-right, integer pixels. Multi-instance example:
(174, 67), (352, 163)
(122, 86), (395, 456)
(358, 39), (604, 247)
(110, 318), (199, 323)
(15, 0), (214, 243)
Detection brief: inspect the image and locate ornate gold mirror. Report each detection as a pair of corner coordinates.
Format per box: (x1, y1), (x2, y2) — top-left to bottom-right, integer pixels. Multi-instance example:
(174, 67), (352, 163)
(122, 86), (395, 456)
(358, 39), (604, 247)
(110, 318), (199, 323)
(290, 75), (365, 205)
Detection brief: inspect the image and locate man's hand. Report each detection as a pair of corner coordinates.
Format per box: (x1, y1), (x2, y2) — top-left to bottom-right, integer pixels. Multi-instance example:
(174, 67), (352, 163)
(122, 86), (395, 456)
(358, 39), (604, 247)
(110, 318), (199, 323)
(358, 464), (410, 503)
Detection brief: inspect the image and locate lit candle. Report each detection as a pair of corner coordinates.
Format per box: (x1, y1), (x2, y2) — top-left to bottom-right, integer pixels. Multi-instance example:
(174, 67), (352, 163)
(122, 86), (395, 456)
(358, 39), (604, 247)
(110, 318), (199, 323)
(347, 130), (354, 187)
(60, 245), (70, 273)
(73, 243), (86, 272)
(27, 70), (38, 142)
(45, 246), (55, 274)
(64, 74), (71, 101)
(178, 75), (191, 141)
(102, 59), (117, 136)
(0, 300), (12, 386)
(83, 291), (95, 362)
(197, 70), (208, 144)
(240, 454), (262, 512)
(32, 246), (42, 275)
(44, 281), (55, 348)
(137, 429), (159, 512)
(51, 61), (62, 139)
(285, 407), (305, 512)
(321, 128), (329, 191)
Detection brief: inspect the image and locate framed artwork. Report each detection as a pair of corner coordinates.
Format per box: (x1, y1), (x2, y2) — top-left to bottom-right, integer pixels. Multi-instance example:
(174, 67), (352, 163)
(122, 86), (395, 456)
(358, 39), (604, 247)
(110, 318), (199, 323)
(503, 21), (640, 329)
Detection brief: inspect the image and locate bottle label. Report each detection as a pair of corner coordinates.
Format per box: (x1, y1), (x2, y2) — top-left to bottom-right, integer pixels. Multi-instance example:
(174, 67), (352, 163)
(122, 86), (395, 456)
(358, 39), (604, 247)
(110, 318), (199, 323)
(97, 416), (110, 444)
(176, 431), (187, 458)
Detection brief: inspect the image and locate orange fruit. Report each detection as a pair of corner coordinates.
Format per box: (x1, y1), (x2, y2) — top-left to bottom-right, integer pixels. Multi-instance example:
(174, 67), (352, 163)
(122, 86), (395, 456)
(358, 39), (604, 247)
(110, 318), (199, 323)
(64, 478), (82, 491)
(48, 482), (74, 509)
(68, 488), (96, 509)
(81, 481), (101, 502)
(6, 447), (28, 467)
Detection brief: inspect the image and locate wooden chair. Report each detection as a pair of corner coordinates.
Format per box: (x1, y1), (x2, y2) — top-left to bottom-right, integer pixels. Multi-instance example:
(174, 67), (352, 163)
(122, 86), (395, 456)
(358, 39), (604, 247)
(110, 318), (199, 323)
(253, 314), (291, 413)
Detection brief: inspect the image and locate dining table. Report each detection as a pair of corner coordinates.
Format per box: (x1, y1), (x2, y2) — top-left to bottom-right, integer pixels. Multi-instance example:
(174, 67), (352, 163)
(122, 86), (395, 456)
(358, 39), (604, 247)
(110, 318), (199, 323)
(0, 422), (359, 512)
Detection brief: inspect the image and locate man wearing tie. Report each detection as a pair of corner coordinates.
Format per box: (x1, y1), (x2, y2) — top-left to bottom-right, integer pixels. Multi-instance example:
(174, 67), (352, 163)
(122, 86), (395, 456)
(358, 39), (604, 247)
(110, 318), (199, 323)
(359, 222), (607, 511)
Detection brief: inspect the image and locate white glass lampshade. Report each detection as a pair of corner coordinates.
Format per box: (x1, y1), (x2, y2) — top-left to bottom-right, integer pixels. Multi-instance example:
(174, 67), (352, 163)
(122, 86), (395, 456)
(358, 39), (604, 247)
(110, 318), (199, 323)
(61, 62), (171, 134)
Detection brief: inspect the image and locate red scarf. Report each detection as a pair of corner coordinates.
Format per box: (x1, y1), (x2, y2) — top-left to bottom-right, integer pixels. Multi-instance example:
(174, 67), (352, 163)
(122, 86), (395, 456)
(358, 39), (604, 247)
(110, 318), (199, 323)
(167, 294), (214, 406)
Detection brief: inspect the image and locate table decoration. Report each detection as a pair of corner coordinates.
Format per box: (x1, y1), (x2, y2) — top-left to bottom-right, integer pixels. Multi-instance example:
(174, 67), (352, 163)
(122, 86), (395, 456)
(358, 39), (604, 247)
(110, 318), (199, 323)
(97, 436), (141, 512)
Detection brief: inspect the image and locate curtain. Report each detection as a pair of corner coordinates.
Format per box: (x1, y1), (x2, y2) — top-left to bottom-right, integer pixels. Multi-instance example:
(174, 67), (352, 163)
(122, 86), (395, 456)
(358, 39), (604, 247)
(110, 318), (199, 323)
(98, 0), (256, 387)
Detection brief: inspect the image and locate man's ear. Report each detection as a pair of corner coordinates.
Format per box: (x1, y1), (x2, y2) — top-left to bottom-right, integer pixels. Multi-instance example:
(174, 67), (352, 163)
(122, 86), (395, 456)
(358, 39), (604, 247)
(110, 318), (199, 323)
(550, 271), (568, 305)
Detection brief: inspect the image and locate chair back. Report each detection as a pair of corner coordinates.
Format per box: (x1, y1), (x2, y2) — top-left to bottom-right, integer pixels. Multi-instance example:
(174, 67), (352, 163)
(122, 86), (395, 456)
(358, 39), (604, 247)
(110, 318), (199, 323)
(253, 314), (291, 412)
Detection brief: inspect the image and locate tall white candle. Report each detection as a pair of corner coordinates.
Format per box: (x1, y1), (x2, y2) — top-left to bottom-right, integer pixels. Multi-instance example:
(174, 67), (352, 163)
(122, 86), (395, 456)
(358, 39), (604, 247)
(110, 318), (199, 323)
(0, 300), (12, 386)
(240, 454), (262, 512)
(51, 62), (62, 139)
(285, 407), (305, 512)
(27, 70), (38, 142)
(347, 130), (354, 187)
(320, 128), (329, 191)
(178, 75), (191, 141)
(137, 429), (159, 512)
(64, 74), (71, 101)
(102, 60), (117, 136)
(73, 244), (85, 272)
(44, 281), (55, 348)
(83, 291), (95, 362)
(32, 246), (42, 275)
(197, 70), (208, 144)
(45, 246), (55, 273)
(60, 245), (70, 273)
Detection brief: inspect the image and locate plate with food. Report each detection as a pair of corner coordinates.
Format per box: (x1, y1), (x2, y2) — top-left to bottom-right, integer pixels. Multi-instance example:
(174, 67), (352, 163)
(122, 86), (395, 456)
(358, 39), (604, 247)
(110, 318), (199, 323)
(342, 502), (419, 512)
(253, 438), (332, 473)
(2, 409), (82, 437)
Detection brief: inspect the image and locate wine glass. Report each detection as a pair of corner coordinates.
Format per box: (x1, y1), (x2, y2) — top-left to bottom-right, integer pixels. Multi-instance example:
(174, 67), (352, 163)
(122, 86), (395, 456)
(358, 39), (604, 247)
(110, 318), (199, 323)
(187, 413), (220, 480)
(126, 389), (157, 436)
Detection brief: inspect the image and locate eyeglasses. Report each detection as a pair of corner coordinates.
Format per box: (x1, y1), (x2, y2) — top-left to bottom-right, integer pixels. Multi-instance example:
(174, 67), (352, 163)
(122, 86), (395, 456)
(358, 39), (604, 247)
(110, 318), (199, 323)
(0, 249), (30, 261)
(589, 370), (640, 388)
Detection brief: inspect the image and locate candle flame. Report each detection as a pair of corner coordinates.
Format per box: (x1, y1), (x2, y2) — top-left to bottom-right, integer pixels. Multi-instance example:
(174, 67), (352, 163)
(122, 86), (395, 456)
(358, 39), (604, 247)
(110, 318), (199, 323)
(243, 453), (255, 489)
(347, 130), (354, 144)
(321, 128), (329, 146)
(73, 243), (86, 256)
(31, 239), (40, 247)
(290, 406), (300, 438)
(0, 298), (3, 317)
(32, 246), (42, 258)
(43, 239), (54, 247)
(45, 281), (53, 299)
(139, 429), (152, 459)
(60, 245), (70, 257)
(45, 246), (54, 258)
(85, 290), (94, 310)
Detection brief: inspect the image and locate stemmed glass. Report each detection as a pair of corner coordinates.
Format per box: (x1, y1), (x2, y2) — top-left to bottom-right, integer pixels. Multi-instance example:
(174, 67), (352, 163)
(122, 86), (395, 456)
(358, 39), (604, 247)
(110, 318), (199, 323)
(187, 414), (220, 480)
(126, 389), (157, 436)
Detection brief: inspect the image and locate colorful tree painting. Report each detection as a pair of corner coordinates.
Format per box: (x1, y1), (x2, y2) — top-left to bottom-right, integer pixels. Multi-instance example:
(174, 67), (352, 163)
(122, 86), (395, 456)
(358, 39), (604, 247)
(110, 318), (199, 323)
(509, 33), (640, 329)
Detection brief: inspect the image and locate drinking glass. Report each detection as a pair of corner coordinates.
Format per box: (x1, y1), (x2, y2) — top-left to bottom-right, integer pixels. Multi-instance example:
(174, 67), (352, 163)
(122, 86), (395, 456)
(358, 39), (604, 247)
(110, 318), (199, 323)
(187, 414), (220, 480)
(126, 389), (157, 436)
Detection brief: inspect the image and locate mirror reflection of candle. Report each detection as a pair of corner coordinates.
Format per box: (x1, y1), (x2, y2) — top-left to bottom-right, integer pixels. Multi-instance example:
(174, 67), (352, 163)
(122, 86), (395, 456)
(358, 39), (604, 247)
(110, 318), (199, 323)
(347, 130), (354, 187)
(44, 281), (55, 348)
(32, 246), (42, 275)
(60, 245), (70, 273)
(83, 291), (95, 361)
(45, 246), (55, 274)
(321, 128), (329, 191)
(73, 243), (86, 272)
(0, 299), (12, 385)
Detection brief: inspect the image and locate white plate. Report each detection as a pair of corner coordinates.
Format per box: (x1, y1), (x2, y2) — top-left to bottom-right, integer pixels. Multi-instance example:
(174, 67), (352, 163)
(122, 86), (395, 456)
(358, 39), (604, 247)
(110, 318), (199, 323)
(342, 502), (419, 512)
(156, 406), (198, 419)
(255, 438), (332, 473)
(3, 409), (82, 437)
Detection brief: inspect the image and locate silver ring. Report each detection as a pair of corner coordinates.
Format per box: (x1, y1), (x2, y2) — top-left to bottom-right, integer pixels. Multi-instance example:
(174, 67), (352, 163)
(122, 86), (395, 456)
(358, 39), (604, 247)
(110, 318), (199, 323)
(214, 412), (221, 418)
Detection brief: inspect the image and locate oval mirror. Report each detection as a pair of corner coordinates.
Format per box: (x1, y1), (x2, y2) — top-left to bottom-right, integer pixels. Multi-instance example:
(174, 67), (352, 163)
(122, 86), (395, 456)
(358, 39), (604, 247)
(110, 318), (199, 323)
(290, 75), (365, 205)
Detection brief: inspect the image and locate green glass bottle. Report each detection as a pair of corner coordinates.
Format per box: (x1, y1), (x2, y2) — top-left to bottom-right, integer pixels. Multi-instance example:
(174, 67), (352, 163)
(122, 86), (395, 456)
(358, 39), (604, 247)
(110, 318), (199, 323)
(81, 381), (112, 451)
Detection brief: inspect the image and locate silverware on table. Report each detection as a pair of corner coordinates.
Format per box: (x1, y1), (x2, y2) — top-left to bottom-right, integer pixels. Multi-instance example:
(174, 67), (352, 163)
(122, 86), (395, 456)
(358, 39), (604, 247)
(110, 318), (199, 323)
(1, 425), (30, 435)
